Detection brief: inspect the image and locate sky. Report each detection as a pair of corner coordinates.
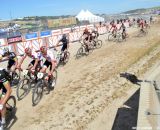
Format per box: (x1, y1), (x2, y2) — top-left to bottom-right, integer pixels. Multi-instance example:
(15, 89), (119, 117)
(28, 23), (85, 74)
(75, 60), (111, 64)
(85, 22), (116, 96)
(0, 0), (160, 20)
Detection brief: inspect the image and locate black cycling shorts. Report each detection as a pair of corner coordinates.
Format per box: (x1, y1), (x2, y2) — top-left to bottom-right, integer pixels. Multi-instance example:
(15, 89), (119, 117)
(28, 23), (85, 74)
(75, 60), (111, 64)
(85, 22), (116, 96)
(0, 70), (11, 94)
(30, 60), (36, 66)
(7, 59), (15, 70)
(61, 45), (67, 52)
(43, 60), (52, 70)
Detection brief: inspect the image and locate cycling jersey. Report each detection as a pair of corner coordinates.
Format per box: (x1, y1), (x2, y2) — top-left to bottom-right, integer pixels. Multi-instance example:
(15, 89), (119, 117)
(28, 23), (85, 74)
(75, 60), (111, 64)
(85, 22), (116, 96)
(59, 37), (69, 51)
(83, 31), (92, 41)
(112, 24), (117, 28)
(41, 50), (56, 62)
(2, 52), (17, 61)
(27, 51), (42, 60)
(140, 22), (144, 28)
(0, 69), (11, 94)
(2, 52), (17, 70)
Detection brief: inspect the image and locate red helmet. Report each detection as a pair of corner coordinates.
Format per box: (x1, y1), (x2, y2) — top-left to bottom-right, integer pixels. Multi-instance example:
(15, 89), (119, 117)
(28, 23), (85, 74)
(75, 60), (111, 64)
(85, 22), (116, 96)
(25, 47), (32, 54)
(40, 46), (47, 53)
(84, 28), (88, 32)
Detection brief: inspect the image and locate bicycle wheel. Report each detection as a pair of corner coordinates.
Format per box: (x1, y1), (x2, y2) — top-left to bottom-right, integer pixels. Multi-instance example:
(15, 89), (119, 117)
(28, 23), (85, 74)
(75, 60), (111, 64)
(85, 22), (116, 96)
(6, 96), (16, 119)
(115, 33), (121, 42)
(32, 81), (44, 106)
(64, 52), (70, 63)
(108, 34), (114, 41)
(117, 35), (123, 42)
(49, 70), (58, 90)
(16, 78), (31, 100)
(6, 96), (16, 111)
(95, 40), (102, 49)
(76, 47), (84, 59)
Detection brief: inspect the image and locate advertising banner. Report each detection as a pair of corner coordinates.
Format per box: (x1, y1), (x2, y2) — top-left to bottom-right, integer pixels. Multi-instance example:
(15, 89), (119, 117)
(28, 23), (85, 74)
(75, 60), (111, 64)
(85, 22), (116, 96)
(7, 35), (22, 44)
(40, 31), (51, 37)
(25, 33), (38, 40)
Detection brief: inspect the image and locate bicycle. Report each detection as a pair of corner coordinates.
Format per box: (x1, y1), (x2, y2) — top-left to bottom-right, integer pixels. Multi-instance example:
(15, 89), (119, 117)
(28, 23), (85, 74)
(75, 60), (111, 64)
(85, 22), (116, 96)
(32, 70), (57, 106)
(91, 38), (103, 49)
(76, 40), (94, 59)
(56, 50), (70, 66)
(117, 32), (129, 42)
(136, 29), (148, 37)
(16, 69), (38, 101)
(107, 31), (121, 42)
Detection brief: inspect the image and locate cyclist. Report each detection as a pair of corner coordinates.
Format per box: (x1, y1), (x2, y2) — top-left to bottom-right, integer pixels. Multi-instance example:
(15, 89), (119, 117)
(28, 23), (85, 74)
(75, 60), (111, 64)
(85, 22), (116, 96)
(91, 28), (99, 40)
(144, 20), (150, 29)
(0, 63), (12, 128)
(39, 46), (57, 86)
(139, 19), (145, 33)
(81, 28), (91, 52)
(1, 47), (18, 72)
(119, 23), (127, 39)
(56, 34), (69, 61)
(150, 16), (153, 24)
(17, 47), (42, 71)
(109, 21), (117, 37)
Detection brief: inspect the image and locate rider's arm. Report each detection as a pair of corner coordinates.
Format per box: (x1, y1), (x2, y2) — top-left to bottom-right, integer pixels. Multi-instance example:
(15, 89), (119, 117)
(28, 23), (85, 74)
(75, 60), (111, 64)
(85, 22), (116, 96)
(67, 42), (69, 50)
(32, 58), (39, 70)
(56, 39), (61, 47)
(49, 60), (56, 75)
(14, 57), (18, 67)
(17, 54), (27, 68)
(67, 39), (69, 49)
(1, 82), (12, 105)
(109, 26), (113, 31)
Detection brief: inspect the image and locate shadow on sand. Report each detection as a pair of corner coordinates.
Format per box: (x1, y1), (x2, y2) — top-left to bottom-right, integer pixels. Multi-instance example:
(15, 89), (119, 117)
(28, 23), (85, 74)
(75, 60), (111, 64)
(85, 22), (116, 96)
(112, 88), (140, 130)
(120, 72), (143, 86)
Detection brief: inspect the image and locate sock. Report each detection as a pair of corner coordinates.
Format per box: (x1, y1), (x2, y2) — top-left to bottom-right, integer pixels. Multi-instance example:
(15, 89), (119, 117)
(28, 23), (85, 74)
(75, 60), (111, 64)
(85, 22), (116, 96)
(1, 117), (5, 124)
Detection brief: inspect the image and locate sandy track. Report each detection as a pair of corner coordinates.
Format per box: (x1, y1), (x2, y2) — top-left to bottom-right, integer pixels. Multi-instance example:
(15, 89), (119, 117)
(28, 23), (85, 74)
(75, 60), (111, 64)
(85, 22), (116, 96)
(7, 23), (160, 130)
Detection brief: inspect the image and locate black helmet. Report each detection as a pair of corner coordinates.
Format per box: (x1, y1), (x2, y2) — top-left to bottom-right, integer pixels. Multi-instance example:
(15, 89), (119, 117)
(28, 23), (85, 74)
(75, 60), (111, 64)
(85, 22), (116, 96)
(62, 34), (67, 38)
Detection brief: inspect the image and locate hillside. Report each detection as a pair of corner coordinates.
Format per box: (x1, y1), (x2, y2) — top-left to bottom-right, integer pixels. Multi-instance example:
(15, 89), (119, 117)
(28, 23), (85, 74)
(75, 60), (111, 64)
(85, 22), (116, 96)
(123, 6), (160, 14)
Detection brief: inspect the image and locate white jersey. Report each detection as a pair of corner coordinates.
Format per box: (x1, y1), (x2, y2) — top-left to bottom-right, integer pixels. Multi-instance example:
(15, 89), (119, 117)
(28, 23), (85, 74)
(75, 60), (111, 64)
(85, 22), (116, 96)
(41, 50), (56, 62)
(28, 51), (42, 60)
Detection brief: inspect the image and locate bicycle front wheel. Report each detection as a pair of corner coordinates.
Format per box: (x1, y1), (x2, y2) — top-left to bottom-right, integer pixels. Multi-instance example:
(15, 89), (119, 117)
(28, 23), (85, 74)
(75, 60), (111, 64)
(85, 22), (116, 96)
(76, 47), (84, 59)
(6, 96), (16, 119)
(108, 34), (114, 41)
(64, 51), (70, 63)
(95, 40), (102, 49)
(49, 70), (58, 90)
(16, 78), (31, 100)
(32, 81), (44, 106)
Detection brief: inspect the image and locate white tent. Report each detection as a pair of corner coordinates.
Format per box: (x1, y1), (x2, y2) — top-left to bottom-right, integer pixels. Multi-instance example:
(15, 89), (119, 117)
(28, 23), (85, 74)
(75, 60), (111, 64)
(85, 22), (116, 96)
(76, 10), (104, 23)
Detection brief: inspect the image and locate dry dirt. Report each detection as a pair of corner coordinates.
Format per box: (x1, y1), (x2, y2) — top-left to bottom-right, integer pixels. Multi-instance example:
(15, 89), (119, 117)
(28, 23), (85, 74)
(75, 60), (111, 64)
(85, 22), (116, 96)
(2, 22), (160, 130)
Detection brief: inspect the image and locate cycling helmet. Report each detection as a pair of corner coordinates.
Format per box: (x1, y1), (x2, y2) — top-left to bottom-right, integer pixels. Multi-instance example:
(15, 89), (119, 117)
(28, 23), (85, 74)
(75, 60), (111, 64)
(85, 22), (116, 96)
(62, 34), (67, 38)
(3, 47), (9, 54)
(25, 47), (32, 54)
(40, 46), (47, 53)
(84, 28), (89, 32)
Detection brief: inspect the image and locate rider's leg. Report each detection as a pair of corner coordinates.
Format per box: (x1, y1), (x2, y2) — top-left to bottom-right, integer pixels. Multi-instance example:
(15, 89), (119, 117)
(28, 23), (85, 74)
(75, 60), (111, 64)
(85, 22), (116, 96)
(40, 61), (48, 73)
(84, 40), (89, 52)
(7, 60), (15, 72)
(1, 92), (6, 125)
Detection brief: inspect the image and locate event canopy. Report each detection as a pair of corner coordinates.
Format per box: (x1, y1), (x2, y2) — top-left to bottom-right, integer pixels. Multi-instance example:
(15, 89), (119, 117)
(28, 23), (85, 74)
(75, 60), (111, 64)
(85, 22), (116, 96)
(76, 10), (105, 23)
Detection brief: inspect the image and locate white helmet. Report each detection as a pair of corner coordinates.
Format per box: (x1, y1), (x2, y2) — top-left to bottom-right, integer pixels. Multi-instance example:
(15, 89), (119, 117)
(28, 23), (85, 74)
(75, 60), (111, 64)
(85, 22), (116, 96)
(3, 47), (9, 54)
